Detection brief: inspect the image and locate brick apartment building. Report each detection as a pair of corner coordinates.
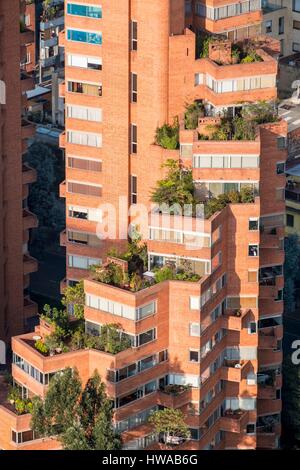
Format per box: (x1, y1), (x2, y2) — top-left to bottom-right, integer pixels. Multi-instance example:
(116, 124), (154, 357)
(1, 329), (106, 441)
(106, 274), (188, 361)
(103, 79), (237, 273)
(0, 1), (286, 450)
(0, 0), (38, 341)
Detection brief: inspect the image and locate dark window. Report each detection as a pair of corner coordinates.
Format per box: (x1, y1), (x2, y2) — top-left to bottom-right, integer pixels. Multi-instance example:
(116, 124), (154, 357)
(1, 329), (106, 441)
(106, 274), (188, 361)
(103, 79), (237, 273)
(131, 73), (137, 103)
(131, 175), (137, 204)
(249, 219), (259, 231)
(246, 424), (255, 434)
(131, 124), (137, 154)
(189, 350), (199, 362)
(279, 17), (284, 35)
(131, 21), (138, 50)
(276, 162), (285, 174)
(287, 214), (294, 227)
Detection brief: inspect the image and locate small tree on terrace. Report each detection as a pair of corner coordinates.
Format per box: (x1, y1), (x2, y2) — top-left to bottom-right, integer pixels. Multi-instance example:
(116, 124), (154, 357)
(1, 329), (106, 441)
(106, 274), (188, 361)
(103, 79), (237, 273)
(31, 368), (121, 450)
(149, 408), (190, 445)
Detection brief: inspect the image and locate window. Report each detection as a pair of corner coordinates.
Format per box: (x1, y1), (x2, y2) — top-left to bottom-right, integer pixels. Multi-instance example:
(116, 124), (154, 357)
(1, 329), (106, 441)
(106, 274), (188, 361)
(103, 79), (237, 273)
(276, 162), (285, 175)
(189, 323), (201, 337)
(67, 181), (102, 197)
(248, 322), (257, 335)
(68, 255), (101, 269)
(131, 175), (137, 204)
(67, 131), (102, 148)
(265, 20), (272, 33)
(67, 81), (102, 96)
(68, 206), (102, 222)
(249, 245), (259, 257)
(293, 0), (300, 13)
(131, 124), (137, 154)
(278, 17), (284, 35)
(67, 4), (102, 18)
(249, 218), (259, 231)
(190, 296), (200, 310)
(136, 329), (156, 347)
(136, 301), (156, 320)
(68, 54), (102, 70)
(189, 350), (199, 362)
(131, 73), (137, 103)
(246, 424), (256, 434)
(293, 20), (300, 30)
(287, 214), (294, 227)
(67, 105), (102, 122)
(68, 157), (102, 172)
(277, 136), (286, 149)
(131, 21), (138, 50)
(293, 42), (300, 52)
(67, 29), (102, 45)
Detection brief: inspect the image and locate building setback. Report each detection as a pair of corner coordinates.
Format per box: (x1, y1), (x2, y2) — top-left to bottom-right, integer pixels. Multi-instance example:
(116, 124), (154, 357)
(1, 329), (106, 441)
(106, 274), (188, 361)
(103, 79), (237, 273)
(0, 1), (286, 450)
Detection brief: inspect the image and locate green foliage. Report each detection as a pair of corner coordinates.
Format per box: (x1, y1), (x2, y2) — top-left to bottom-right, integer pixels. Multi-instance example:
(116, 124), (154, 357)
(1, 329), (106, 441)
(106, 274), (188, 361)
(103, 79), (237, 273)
(184, 102), (204, 130)
(61, 280), (85, 320)
(41, 304), (70, 338)
(31, 369), (121, 450)
(149, 408), (190, 441)
(8, 386), (33, 415)
(94, 262), (128, 287)
(154, 266), (175, 283)
(151, 159), (196, 207)
(204, 188), (255, 219)
(35, 339), (49, 355)
(155, 121), (179, 150)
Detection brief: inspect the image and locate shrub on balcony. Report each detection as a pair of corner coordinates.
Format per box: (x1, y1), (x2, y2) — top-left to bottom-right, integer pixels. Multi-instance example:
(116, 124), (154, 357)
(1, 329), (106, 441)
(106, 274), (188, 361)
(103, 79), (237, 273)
(93, 262), (128, 288)
(35, 339), (49, 355)
(61, 280), (85, 320)
(151, 159), (196, 207)
(149, 408), (190, 445)
(155, 121), (179, 150)
(154, 264), (201, 284)
(204, 188), (255, 219)
(184, 102), (205, 130)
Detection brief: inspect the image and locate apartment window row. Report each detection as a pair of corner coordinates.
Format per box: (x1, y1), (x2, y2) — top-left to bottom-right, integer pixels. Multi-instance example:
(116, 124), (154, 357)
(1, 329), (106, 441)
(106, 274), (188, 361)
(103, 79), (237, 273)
(107, 350), (168, 383)
(67, 156), (102, 172)
(200, 380), (224, 412)
(67, 3), (102, 19)
(67, 28), (102, 45)
(67, 180), (102, 196)
(258, 315), (282, 329)
(67, 81), (102, 97)
(13, 353), (56, 385)
(123, 433), (157, 450)
(193, 154), (259, 169)
(114, 379), (158, 409)
(67, 105), (102, 122)
(85, 320), (157, 348)
(190, 274), (227, 312)
(12, 429), (39, 445)
(68, 205), (102, 222)
(67, 131), (102, 148)
(149, 227), (211, 247)
(189, 329), (226, 363)
(67, 54), (102, 70)
(203, 430), (225, 450)
(195, 0), (261, 20)
(195, 181), (259, 199)
(67, 230), (101, 247)
(149, 253), (210, 277)
(195, 73), (276, 93)
(68, 255), (101, 270)
(86, 294), (157, 321)
(115, 406), (158, 433)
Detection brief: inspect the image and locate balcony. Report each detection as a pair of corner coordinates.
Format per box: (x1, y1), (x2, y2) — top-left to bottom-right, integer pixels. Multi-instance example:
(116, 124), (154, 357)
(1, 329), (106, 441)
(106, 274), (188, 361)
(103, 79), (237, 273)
(59, 81), (65, 98)
(20, 28), (34, 46)
(23, 209), (38, 230)
(260, 226), (284, 249)
(219, 410), (249, 434)
(22, 164), (37, 185)
(258, 384), (276, 400)
(59, 132), (66, 149)
(220, 360), (252, 383)
(59, 180), (66, 198)
(258, 326), (283, 350)
(23, 254), (38, 275)
(157, 386), (192, 409)
(221, 308), (252, 331)
(40, 14), (64, 32)
(58, 30), (65, 47)
(41, 36), (58, 49)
